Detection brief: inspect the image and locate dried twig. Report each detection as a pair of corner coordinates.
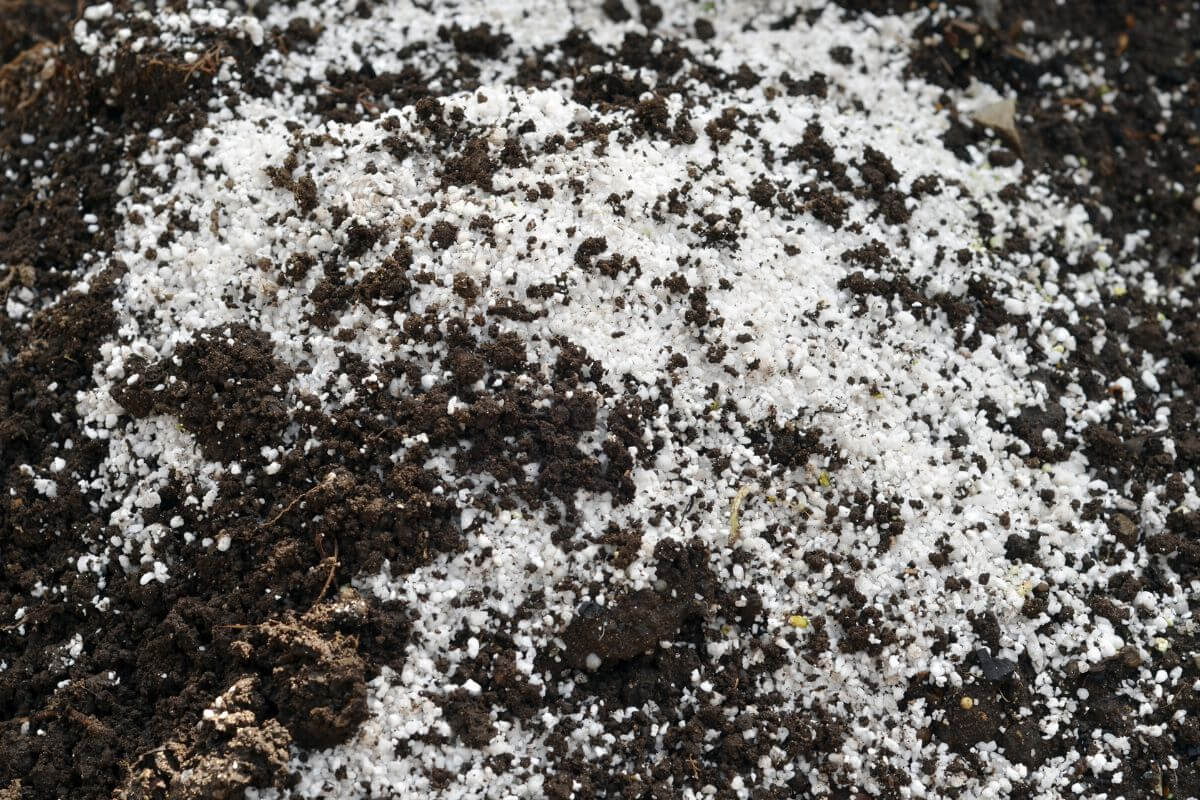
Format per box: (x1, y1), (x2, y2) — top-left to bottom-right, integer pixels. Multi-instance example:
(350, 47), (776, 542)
(311, 540), (339, 608)
(261, 471), (338, 529)
(728, 484), (753, 545)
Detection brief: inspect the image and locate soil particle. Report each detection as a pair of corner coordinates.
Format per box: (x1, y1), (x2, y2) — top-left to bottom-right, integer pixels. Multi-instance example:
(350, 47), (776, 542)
(562, 589), (694, 669)
(935, 690), (1004, 753)
(234, 611), (369, 749)
(441, 689), (495, 747)
(574, 235), (609, 268)
(602, 0), (632, 23)
(1008, 401), (1068, 462)
(439, 23), (511, 59)
(559, 538), (715, 671)
(829, 45), (854, 66)
(357, 244), (416, 309)
(442, 137), (499, 192)
(429, 220), (460, 249)
(111, 324), (296, 463)
(119, 677), (293, 800)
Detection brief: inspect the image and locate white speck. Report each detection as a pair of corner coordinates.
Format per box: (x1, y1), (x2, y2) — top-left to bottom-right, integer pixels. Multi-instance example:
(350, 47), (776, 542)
(83, 2), (113, 21)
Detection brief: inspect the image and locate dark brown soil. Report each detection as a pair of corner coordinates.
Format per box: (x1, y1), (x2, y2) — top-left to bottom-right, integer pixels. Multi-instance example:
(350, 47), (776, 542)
(1, 2), (1198, 799)
(0, 8), (396, 799)
(0, 0), (75, 65)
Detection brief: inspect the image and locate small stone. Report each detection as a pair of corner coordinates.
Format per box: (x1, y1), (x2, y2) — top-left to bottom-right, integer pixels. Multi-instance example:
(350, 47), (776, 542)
(1110, 512), (1138, 547)
(1119, 646), (1142, 670)
(975, 647), (1016, 680)
(971, 97), (1020, 150)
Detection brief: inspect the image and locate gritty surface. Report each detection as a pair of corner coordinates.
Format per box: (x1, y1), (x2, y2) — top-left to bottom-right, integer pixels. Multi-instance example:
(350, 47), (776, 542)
(1, 1), (1199, 799)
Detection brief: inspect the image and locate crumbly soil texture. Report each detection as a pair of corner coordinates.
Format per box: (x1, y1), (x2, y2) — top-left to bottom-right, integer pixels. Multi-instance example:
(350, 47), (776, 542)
(1, 1), (1198, 799)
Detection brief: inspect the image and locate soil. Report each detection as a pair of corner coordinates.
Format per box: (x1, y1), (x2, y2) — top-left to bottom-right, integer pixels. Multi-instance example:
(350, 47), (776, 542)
(1, 1), (1198, 799)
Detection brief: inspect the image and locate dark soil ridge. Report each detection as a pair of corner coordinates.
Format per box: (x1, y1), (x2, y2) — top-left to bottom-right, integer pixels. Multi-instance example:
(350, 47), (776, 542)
(0, 8), (405, 799)
(2, 9), (669, 798)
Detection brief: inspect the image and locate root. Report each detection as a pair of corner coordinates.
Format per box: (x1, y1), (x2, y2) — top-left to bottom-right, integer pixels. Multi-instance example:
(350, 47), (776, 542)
(728, 484), (753, 545)
(262, 470), (340, 529)
(0, 41), (56, 112)
(311, 540), (339, 609)
(145, 42), (224, 82)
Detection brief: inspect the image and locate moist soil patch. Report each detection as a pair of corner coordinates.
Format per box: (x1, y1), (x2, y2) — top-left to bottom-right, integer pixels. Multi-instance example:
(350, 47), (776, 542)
(2, 2), (1198, 799)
